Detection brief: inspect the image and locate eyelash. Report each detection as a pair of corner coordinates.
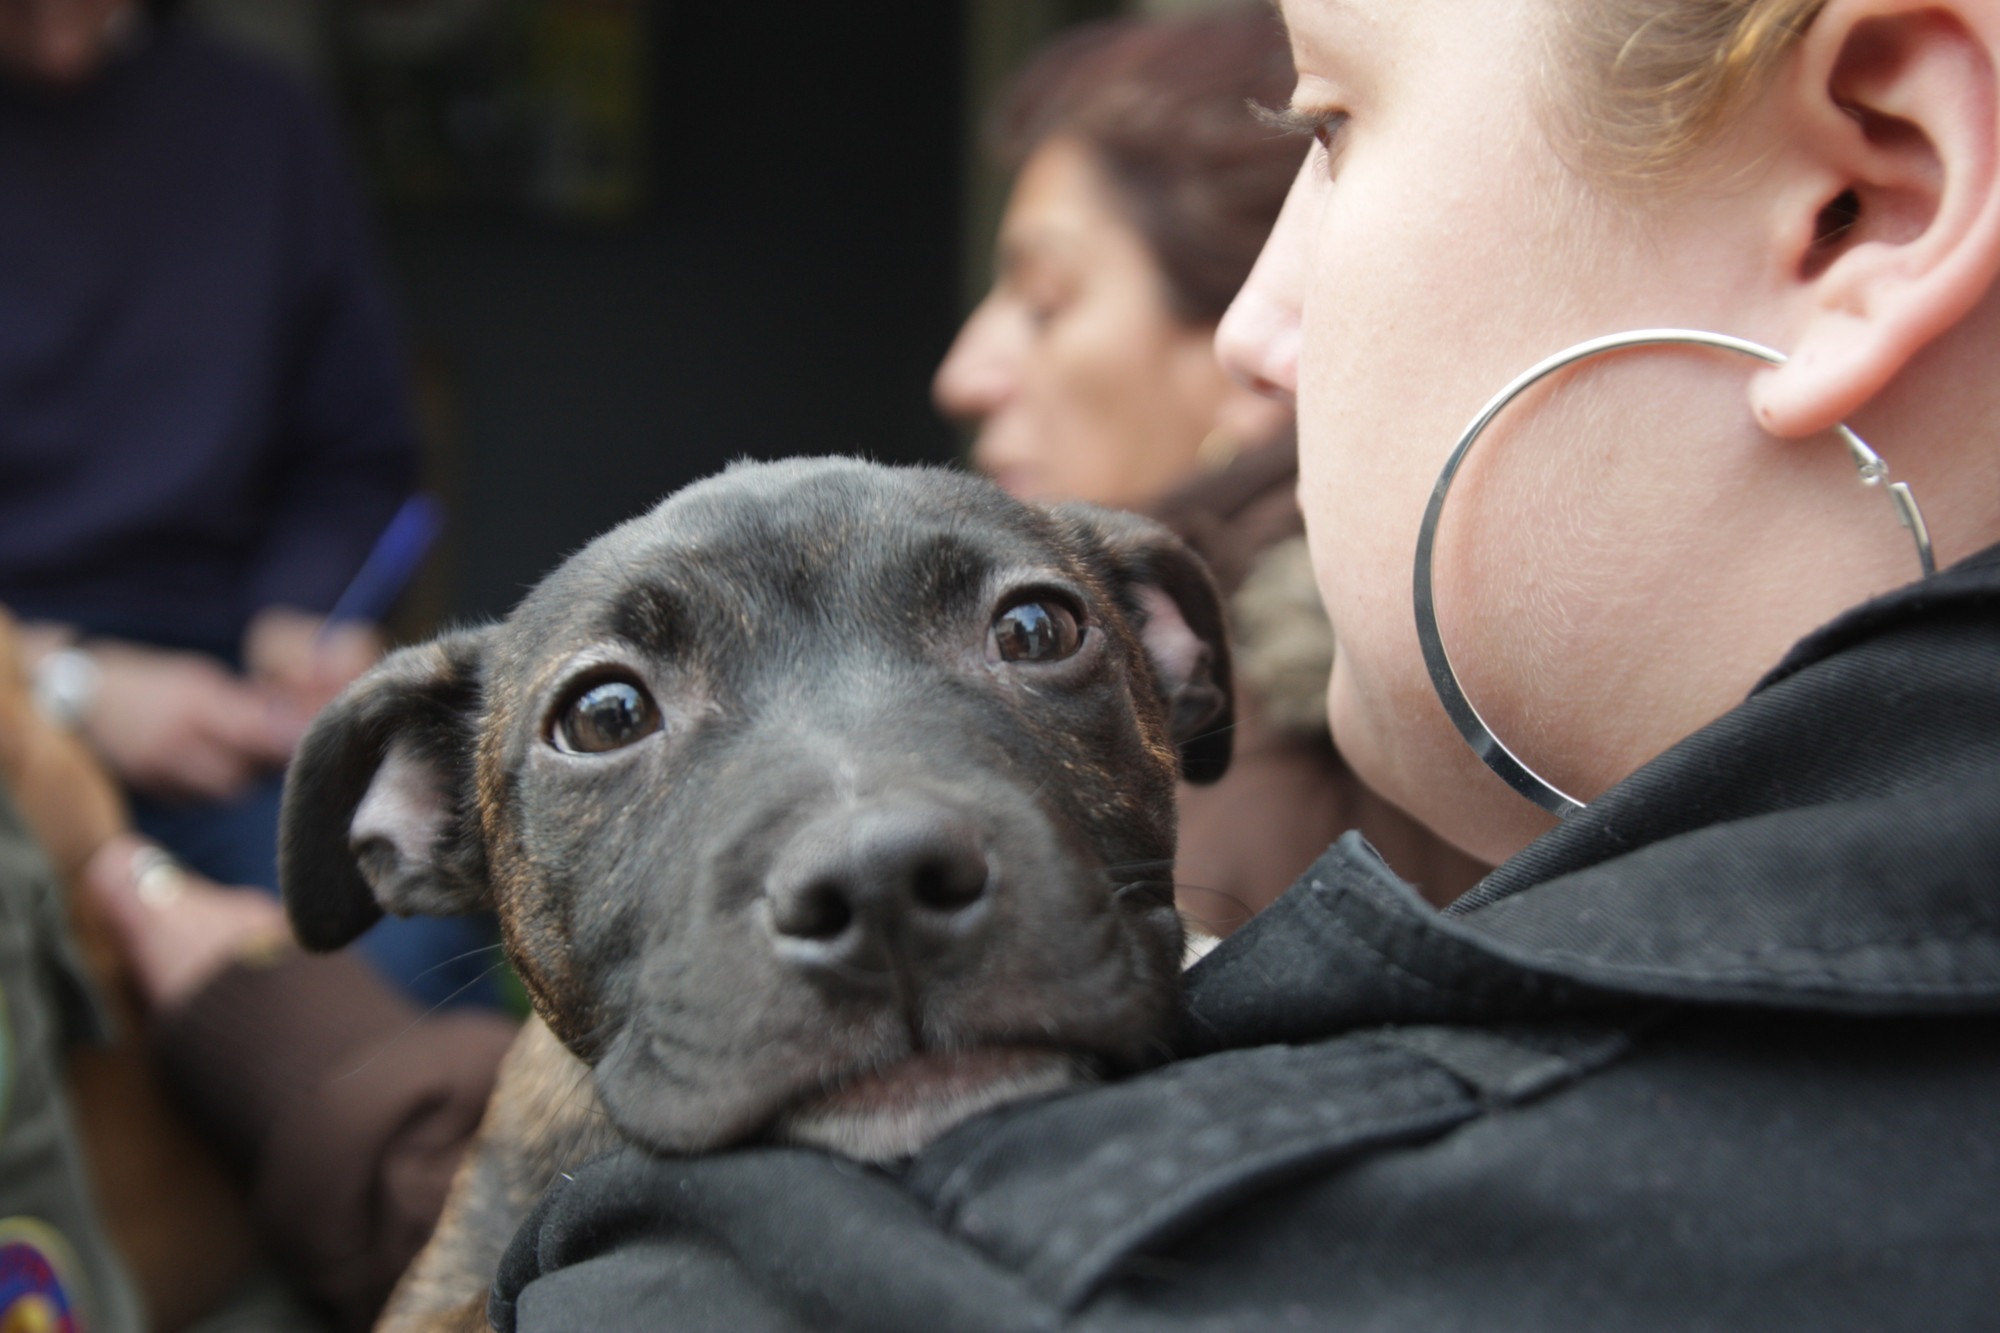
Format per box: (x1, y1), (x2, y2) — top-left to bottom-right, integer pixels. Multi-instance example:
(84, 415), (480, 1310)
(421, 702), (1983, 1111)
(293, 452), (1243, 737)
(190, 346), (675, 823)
(1257, 104), (1352, 172)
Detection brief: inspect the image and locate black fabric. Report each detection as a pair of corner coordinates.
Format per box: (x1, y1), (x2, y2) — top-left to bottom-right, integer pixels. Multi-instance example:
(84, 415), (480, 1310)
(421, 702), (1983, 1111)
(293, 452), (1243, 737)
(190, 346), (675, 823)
(493, 547), (2000, 1331)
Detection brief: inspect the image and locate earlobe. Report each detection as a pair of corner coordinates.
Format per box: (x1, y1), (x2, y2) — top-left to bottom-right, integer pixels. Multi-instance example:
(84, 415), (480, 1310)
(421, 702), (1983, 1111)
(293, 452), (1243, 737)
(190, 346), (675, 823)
(1752, 1), (2000, 436)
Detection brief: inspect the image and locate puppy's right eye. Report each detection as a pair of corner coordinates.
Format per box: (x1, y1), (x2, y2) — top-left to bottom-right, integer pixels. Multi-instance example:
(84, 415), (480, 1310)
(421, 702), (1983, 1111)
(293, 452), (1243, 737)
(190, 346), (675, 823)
(554, 677), (661, 754)
(992, 598), (1082, 663)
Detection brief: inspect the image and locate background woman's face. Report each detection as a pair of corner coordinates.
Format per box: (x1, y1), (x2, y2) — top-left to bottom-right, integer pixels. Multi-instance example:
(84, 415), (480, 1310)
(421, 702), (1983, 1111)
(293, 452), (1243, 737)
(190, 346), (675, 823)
(0, 0), (134, 87)
(934, 135), (1237, 512)
(1222, 0), (1918, 862)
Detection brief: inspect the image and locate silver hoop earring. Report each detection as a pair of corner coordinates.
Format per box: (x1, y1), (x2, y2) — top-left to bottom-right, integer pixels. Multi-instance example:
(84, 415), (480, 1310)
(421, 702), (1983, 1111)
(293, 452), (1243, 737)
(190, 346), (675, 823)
(1413, 327), (1937, 819)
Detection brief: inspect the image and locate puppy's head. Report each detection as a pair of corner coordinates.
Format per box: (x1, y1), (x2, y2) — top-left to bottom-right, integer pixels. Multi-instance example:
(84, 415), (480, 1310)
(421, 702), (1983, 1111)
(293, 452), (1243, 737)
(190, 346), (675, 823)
(281, 460), (1231, 1159)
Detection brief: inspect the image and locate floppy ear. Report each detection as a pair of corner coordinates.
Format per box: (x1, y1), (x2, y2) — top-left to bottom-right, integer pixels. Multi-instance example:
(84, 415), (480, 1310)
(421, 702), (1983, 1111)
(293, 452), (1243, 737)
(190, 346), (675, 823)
(278, 627), (494, 951)
(1054, 504), (1235, 784)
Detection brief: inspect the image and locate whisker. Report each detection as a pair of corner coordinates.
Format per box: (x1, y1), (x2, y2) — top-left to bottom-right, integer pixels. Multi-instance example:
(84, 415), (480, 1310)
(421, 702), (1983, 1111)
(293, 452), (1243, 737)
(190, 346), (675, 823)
(1181, 718), (1242, 747)
(333, 958), (510, 1082)
(541, 1060), (605, 1147)
(1172, 880), (1258, 930)
(1110, 874), (1260, 931)
(1171, 880), (1255, 913)
(1111, 878), (1177, 910)
(404, 941), (508, 984)
(1177, 907), (1249, 933)
(1102, 858), (1177, 879)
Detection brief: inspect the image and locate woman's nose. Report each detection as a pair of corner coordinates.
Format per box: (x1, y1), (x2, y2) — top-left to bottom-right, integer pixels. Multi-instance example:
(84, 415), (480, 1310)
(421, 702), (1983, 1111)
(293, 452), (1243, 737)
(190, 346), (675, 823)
(1217, 161), (1311, 405)
(1216, 284), (1300, 406)
(932, 297), (1017, 425)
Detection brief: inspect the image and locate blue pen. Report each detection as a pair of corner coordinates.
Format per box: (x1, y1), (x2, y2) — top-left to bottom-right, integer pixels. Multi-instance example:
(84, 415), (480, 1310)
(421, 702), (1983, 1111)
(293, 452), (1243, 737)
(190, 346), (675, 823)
(319, 492), (445, 635)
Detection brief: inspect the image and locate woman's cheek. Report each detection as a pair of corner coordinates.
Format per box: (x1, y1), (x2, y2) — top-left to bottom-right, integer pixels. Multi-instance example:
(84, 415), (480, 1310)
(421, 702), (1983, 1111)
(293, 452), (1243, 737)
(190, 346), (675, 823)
(1047, 314), (1154, 505)
(1323, 644), (1409, 817)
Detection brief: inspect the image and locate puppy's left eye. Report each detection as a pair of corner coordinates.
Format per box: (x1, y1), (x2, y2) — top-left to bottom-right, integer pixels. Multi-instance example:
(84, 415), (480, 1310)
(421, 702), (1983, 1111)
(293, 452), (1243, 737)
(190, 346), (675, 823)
(554, 677), (661, 754)
(992, 598), (1082, 663)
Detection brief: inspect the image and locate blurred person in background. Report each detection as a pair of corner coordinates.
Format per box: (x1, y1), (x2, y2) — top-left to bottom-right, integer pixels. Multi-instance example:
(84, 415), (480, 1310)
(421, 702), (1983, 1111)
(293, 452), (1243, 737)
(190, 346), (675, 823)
(934, 6), (1486, 929)
(0, 0), (498, 1008)
(0, 602), (514, 1332)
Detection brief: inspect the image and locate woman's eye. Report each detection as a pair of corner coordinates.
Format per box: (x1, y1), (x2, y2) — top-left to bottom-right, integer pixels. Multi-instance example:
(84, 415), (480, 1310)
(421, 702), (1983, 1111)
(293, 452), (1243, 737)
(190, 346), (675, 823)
(1007, 269), (1074, 334)
(554, 678), (661, 754)
(1310, 110), (1350, 171)
(1265, 102), (1352, 177)
(992, 599), (1083, 663)
(1017, 287), (1068, 333)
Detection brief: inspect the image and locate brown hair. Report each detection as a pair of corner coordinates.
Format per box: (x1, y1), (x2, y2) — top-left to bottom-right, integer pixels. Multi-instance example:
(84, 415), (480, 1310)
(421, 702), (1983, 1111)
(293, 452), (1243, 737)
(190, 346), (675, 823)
(994, 6), (1303, 324)
(1559, 0), (1830, 183)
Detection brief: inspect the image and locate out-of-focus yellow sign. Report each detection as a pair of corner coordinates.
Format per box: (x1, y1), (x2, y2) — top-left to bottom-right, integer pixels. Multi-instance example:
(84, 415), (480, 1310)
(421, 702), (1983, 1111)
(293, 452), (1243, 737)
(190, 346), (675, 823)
(341, 0), (651, 222)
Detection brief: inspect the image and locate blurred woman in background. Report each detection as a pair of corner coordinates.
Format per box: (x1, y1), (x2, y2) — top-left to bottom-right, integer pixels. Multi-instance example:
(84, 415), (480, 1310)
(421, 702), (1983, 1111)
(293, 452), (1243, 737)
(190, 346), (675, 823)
(935, 7), (1486, 929)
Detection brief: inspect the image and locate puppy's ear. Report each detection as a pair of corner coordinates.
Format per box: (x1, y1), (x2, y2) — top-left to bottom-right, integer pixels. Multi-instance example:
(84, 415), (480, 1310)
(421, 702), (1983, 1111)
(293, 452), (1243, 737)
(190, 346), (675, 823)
(1056, 505), (1235, 784)
(279, 627), (493, 951)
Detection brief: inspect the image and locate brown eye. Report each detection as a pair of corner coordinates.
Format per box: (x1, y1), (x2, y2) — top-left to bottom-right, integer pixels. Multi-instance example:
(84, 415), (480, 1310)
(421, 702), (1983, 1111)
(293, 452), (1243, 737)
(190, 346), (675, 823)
(992, 599), (1081, 663)
(555, 678), (661, 754)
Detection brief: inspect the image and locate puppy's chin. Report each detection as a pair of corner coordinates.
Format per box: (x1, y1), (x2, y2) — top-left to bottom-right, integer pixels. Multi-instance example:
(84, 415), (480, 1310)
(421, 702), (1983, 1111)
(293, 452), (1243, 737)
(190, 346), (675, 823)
(772, 1047), (1089, 1162)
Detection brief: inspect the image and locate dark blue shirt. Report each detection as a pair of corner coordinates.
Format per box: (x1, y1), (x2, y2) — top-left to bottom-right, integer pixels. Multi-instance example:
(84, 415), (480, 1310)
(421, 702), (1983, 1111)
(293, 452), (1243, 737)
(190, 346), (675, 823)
(0, 22), (417, 659)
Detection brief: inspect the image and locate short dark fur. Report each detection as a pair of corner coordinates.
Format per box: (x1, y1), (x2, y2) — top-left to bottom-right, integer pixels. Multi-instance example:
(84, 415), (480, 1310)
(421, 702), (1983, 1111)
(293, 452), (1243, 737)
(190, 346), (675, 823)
(279, 460), (1233, 1330)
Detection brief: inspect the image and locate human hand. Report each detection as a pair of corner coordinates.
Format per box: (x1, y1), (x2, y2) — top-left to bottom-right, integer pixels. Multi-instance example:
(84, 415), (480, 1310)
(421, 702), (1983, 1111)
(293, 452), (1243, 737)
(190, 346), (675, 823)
(11, 620), (79, 683)
(243, 605), (385, 721)
(82, 833), (294, 1012)
(81, 640), (299, 801)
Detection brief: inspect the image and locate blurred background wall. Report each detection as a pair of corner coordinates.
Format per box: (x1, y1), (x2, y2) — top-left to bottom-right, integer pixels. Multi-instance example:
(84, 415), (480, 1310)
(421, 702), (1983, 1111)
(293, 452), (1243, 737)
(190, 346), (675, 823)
(183, 0), (1234, 626)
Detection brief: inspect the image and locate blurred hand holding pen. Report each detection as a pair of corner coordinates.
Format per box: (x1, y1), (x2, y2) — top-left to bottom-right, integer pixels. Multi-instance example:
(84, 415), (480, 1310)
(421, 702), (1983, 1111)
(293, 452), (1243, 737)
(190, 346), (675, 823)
(249, 493), (444, 736)
(321, 493), (445, 635)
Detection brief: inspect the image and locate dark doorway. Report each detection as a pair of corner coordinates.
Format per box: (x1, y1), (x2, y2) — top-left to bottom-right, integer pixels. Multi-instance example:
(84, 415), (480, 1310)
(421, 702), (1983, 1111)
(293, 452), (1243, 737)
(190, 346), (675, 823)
(381, 2), (966, 620)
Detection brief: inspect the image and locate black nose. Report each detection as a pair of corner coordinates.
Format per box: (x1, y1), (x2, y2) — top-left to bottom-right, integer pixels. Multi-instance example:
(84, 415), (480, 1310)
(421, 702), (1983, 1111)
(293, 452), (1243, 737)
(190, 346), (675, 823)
(765, 803), (992, 981)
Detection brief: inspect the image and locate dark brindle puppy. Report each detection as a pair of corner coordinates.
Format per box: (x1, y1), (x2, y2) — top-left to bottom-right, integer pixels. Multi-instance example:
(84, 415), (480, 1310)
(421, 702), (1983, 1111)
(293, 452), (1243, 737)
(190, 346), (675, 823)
(278, 459), (1233, 1331)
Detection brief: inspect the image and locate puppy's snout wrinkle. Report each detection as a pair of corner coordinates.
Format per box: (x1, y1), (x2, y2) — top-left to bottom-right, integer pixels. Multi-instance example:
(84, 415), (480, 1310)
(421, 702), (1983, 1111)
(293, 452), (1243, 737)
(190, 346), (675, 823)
(765, 803), (992, 981)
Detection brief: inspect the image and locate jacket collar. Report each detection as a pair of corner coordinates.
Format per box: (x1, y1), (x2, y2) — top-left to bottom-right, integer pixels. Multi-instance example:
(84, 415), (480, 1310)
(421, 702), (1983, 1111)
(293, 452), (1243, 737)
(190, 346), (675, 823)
(1185, 543), (2000, 1051)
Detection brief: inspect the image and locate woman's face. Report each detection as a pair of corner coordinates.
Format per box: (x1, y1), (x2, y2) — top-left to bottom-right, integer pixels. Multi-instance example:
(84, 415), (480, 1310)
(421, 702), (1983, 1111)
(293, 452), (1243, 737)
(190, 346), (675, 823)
(935, 136), (1252, 512)
(0, 0), (135, 87)
(1220, 0), (1923, 862)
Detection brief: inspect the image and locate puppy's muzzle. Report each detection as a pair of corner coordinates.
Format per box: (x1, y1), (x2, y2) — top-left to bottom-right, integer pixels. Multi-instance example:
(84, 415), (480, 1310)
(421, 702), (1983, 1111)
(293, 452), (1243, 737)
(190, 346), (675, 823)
(763, 800), (993, 986)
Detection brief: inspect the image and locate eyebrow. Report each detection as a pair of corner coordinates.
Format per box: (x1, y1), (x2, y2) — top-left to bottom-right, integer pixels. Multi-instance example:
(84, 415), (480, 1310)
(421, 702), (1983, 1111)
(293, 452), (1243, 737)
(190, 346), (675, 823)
(1270, 0), (1362, 56)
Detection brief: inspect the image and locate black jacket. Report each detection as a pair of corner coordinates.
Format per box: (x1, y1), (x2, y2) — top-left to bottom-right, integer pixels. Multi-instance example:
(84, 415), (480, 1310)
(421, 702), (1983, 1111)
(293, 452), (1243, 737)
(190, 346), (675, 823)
(492, 544), (2000, 1332)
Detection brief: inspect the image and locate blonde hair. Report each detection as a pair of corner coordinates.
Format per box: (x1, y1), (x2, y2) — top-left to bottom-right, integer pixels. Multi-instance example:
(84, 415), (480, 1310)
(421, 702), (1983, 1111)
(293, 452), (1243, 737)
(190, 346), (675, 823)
(1559, 0), (1829, 183)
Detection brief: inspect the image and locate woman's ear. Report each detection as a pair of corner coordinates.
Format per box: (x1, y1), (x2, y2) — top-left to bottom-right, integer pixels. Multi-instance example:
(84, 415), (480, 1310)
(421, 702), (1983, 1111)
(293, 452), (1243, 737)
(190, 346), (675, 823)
(1752, 0), (2000, 436)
